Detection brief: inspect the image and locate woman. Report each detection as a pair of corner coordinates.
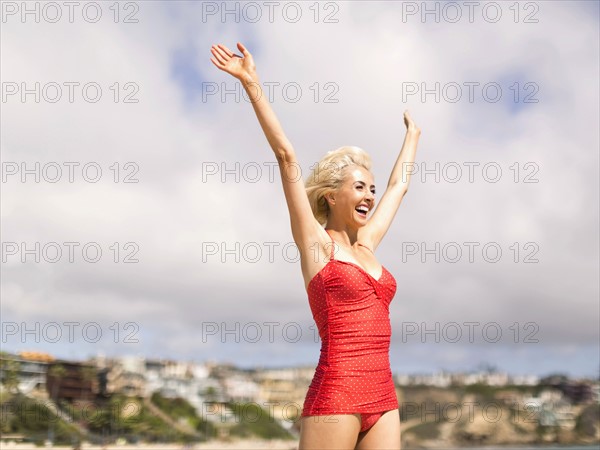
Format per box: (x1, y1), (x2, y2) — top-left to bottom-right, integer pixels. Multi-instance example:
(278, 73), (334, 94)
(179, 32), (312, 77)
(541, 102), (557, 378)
(210, 42), (420, 450)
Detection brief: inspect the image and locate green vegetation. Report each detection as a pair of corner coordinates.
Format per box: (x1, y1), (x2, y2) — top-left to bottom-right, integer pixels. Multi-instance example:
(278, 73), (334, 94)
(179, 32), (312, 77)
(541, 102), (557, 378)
(502, 384), (537, 393)
(82, 394), (193, 443)
(0, 356), (21, 394)
(151, 392), (198, 426)
(0, 392), (83, 446)
(226, 402), (294, 440)
(0, 391), (209, 445)
(463, 382), (497, 402)
(149, 392), (215, 438)
(0, 389), (294, 444)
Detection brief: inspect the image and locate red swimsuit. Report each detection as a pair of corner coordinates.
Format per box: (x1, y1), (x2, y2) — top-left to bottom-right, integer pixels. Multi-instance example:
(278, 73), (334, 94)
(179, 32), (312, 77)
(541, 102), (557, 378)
(301, 229), (399, 433)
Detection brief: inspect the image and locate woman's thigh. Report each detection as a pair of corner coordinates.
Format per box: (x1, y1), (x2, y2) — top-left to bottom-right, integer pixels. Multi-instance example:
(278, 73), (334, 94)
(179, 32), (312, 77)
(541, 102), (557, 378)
(355, 409), (401, 450)
(299, 414), (361, 449)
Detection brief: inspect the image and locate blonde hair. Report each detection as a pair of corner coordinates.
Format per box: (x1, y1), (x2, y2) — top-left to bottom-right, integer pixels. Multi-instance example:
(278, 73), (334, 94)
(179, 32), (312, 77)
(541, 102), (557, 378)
(305, 146), (373, 226)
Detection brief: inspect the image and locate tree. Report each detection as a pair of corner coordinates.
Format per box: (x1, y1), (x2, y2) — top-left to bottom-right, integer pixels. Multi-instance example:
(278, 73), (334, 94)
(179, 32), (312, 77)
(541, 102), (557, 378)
(0, 355), (21, 395)
(47, 364), (67, 446)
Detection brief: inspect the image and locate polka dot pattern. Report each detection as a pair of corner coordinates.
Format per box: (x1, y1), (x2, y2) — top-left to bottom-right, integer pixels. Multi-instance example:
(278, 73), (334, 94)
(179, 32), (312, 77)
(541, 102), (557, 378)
(301, 229), (399, 418)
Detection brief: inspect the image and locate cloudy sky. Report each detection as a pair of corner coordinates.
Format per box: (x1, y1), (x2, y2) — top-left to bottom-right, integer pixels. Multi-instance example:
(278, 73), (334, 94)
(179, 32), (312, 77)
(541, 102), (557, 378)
(1, 1), (598, 380)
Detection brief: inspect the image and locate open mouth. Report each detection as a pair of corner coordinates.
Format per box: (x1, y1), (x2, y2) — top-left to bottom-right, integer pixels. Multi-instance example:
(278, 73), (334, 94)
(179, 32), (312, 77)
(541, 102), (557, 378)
(355, 206), (368, 218)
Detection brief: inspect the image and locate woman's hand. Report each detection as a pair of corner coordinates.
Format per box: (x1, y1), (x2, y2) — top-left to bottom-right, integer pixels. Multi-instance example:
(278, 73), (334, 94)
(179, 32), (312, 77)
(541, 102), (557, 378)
(403, 110), (421, 134)
(210, 42), (257, 82)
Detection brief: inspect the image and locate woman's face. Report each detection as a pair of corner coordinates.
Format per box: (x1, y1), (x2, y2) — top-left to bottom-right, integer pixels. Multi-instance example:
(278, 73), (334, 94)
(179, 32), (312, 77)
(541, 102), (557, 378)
(328, 165), (376, 227)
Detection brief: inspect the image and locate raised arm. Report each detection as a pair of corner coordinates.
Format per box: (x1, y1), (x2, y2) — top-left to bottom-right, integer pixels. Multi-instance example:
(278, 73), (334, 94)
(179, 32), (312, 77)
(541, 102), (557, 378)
(361, 111), (421, 252)
(210, 43), (320, 249)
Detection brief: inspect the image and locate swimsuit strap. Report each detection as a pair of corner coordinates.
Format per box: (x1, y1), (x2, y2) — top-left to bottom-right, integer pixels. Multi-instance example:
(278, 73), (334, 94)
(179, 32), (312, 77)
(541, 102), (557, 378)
(324, 229), (335, 261)
(357, 243), (374, 254)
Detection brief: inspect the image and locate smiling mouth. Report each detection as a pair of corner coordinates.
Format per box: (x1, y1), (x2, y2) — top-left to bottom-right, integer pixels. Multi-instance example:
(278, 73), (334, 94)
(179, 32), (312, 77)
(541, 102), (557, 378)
(355, 207), (368, 218)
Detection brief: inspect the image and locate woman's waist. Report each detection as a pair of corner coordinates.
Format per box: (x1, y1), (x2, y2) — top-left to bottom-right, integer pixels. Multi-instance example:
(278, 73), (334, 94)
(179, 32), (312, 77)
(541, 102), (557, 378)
(316, 351), (391, 370)
(313, 318), (392, 337)
(318, 335), (392, 352)
(311, 363), (393, 381)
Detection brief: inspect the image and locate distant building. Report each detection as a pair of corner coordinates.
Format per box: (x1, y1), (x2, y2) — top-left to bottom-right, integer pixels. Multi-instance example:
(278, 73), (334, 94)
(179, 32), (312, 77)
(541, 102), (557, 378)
(540, 376), (597, 404)
(144, 358), (218, 415)
(46, 359), (98, 402)
(511, 374), (540, 385)
(395, 371), (539, 387)
(223, 374), (260, 403)
(254, 366), (315, 420)
(0, 351), (53, 399)
(538, 399), (576, 429)
(591, 382), (600, 403)
(96, 355), (146, 397)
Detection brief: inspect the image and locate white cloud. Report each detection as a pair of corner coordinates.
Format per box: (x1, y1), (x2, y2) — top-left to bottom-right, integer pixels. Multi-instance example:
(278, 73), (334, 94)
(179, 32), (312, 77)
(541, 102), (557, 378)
(1, 1), (598, 377)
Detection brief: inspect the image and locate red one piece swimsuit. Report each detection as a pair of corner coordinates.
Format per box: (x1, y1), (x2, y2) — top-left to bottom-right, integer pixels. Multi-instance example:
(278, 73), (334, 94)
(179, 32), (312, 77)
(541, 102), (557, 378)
(301, 229), (399, 433)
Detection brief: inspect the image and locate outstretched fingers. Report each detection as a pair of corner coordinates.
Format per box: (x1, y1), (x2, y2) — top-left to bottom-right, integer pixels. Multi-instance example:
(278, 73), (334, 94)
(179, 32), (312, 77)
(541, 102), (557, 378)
(210, 43), (247, 75)
(211, 45), (229, 65)
(217, 44), (235, 58)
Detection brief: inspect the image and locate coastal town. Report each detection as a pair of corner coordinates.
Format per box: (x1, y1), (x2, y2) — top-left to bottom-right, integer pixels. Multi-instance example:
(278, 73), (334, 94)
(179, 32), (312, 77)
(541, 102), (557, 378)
(1, 350), (599, 448)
